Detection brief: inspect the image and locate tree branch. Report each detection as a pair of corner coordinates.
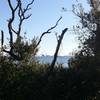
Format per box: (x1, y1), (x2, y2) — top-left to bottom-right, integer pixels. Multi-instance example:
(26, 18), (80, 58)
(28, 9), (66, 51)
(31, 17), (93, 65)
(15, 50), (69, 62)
(24, 0), (35, 13)
(7, 0), (15, 52)
(17, 0), (34, 35)
(35, 16), (62, 48)
(2, 0), (34, 60)
(49, 28), (68, 71)
(3, 49), (21, 60)
(8, 0), (14, 11)
(1, 30), (4, 46)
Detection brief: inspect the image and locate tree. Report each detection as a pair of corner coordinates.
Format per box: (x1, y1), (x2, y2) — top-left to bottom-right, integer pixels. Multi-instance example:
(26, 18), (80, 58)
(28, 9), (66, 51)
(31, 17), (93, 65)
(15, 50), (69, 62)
(0, 1), (69, 99)
(72, 0), (100, 57)
(67, 1), (100, 99)
(1, 0), (35, 60)
(0, 0), (68, 67)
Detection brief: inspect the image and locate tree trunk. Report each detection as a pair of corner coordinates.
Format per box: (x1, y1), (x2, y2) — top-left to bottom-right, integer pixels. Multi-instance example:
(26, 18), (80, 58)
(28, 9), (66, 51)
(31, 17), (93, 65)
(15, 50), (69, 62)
(95, 23), (100, 56)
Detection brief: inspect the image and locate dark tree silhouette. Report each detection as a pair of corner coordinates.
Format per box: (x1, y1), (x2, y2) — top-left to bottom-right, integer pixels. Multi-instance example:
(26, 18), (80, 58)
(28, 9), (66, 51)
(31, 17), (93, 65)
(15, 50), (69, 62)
(50, 28), (68, 72)
(72, 0), (100, 57)
(1, 0), (34, 60)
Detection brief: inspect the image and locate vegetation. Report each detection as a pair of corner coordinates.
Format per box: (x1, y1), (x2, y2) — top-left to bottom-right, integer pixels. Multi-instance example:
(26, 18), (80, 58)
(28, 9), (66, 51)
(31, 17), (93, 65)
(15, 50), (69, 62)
(68, 0), (100, 99)
(0, 0), (100, 100)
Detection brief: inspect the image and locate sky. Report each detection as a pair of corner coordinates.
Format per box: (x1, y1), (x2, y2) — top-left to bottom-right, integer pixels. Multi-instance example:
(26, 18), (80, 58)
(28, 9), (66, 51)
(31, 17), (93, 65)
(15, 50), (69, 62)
(0, 0), (90, 56)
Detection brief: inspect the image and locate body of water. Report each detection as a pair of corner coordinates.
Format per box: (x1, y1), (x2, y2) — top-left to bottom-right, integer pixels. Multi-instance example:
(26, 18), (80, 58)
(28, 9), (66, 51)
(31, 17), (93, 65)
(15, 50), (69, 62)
(36, 55), (71, 67)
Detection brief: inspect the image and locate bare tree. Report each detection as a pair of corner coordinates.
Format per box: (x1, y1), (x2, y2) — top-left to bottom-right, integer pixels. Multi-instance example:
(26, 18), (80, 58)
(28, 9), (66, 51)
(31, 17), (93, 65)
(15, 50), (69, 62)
(1, 0), (34, 60)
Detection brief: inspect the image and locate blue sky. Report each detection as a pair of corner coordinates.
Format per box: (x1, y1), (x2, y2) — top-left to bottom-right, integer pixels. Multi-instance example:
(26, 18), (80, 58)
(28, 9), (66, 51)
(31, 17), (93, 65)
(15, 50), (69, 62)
(0, 0), (89, 56)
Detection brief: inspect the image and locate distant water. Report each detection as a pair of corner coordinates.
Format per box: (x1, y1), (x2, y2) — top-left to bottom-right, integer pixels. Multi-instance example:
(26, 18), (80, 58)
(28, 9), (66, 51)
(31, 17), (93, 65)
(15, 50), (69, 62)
(36, 56), (71, 67)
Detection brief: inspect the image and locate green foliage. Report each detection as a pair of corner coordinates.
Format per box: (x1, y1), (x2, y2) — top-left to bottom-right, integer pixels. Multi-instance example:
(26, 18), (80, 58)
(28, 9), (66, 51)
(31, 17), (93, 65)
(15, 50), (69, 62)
(72, 0), (100, 57)
(68, 0), (100, 99)
(68, 55), (100, 100)
(0, 60), (63, 100)
(0, 55), (100, 100)
(1, 0), (100, 100)
(12, 36), (38, 63)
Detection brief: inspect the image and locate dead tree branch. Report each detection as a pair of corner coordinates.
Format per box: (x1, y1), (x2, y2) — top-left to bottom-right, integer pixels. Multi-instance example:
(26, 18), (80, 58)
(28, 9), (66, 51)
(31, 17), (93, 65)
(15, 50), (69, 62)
(17, 0), (34, 36)
(35, 16), (62, 48)
(49, 28), (68, 72)
(8, 0), (19, 52)
(1, 30), (4, 47)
